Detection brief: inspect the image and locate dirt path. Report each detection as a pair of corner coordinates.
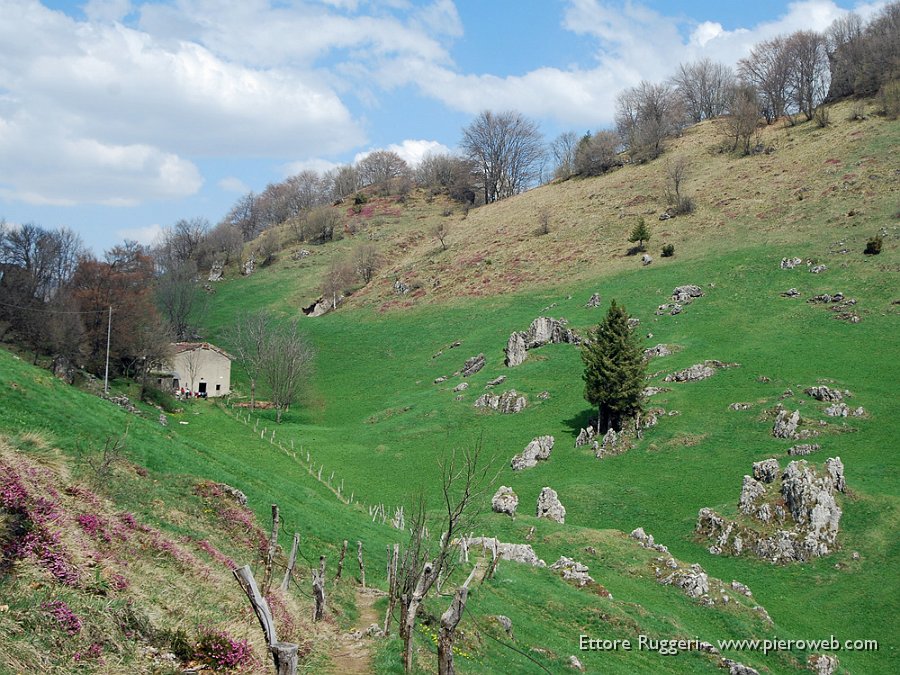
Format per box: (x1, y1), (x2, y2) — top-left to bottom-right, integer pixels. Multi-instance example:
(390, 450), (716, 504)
(324, 587), (384, 674)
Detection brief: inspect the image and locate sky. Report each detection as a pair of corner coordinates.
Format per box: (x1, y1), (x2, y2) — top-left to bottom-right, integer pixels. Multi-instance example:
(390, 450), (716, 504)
(0, 0), (889, 253)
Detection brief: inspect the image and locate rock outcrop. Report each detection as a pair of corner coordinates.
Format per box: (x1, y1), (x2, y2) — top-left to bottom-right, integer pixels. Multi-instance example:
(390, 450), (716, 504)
(574, 426), (596, 448)
(465, 537), (545, 566)
(644, 344), (672, 358)
(671, 285), (704, 303)
(511, 436), (554, 471)
(474, 390), (528, 414)
(805, 386), (847, 402)
(242, 257), (255, 276)
(208, 261), (224, 282)
(585, 293), (602, 308)
(550, 557), (594, 586)
(504, 316), (579, 367)
(665, 363), (715, 382)
(781, 257), (802, 269)
(697, 457), (846, 563)
(772, 408), (801, 439)
(491, 486), (518, 516)
(641, 254), (653, 266)
(461, 353), (485, 377)
(536, 487), (566, 524)
(788, 443), (820, 456)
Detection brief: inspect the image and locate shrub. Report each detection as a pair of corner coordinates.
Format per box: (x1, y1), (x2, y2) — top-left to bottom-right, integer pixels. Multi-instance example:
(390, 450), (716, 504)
(661, 243), (675, 257)
(864, 235), (883, 255)
(195, 626), (254, 671)
(141, 385), (179, 412)
(353, 192), (369, 206)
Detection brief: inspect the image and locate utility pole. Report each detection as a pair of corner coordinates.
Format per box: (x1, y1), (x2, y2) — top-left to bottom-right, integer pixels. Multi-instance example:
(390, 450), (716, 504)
(103, 306), (112, 395)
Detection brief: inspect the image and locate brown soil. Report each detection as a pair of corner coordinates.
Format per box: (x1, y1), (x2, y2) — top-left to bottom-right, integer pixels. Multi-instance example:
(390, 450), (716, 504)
(324, 586), (384, 674)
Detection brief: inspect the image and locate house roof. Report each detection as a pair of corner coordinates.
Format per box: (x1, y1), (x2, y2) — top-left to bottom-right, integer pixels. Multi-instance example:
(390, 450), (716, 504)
(171, 342), (234, 361)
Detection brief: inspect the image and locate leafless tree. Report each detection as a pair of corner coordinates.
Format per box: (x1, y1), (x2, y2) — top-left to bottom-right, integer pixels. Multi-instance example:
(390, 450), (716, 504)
(786, 31), (831, 121)
(461, 110), (545, 204)
(224, 192), (262, 241)
(394, 441), (493, 672)
(574, 130), (621, 176)
(550, 131), (579, 179)
(671, 58), (735, 122)
(258, 318), (314, 424)
(157, 217), (209, 268)
(198, 222), (243, 269)
(615, 82), (684, 162)
(825, 13), (866, 100)
(320, 255), (354, 311)
(227, 310), (273, 411)
(156, 260), (204, 340)
(324, 164), (360, 202)
(358, 150), (410, 194)
(664, 155), (693, 214)
(722, 83), (761, 154)
(433, 221), (450, 251)
(303, 207), (342, 244)
(352, 243), (380, 284)
(738, 36), (793, 123)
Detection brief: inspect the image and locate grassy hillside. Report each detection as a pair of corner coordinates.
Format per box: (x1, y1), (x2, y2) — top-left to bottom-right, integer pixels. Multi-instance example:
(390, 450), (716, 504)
(2, 97), (898, 673)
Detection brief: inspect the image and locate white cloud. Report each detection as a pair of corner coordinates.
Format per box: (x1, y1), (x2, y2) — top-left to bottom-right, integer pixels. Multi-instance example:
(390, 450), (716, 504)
(83, 0), (132, 23)
(282, 158), (343, 177)
(115, 222), (163, 246)
(218, 177), (250, 194)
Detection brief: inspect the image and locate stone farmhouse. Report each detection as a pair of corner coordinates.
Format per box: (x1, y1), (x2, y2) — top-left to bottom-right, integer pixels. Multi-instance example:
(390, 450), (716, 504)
(156, 342), (233, 397)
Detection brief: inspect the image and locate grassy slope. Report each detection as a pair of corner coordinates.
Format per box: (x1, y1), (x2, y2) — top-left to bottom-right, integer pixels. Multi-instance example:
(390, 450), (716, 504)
(197, 99), (898, 673)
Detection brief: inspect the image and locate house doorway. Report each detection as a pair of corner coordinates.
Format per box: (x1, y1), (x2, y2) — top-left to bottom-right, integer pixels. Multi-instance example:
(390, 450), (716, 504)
(198, 382), (207, 395)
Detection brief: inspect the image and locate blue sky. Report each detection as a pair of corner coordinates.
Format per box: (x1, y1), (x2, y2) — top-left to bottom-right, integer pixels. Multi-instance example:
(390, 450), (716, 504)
(0, 0), (887, 253)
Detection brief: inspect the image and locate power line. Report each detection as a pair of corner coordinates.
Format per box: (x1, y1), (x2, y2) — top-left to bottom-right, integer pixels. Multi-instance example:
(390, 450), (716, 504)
(0, 299), (114, 315)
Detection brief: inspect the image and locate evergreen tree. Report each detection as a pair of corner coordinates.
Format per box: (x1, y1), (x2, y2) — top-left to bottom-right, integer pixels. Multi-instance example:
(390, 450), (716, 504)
(581, 300), (646, 433)
(628, 218), (651, 251)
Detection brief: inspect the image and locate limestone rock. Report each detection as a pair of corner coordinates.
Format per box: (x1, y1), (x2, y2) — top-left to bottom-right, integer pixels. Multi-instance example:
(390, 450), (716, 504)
(665, 363), (715, 382)
(671, 285), (704, 303)
(773, 408), (801, 438)
(753, 459), (780, 483)
(158, 414), (168, 427)
(393, 279), (410, 294)
(810, 264), (827, 274)
(824, 402), (849, 417)
(453, 382), (469, 392)
(474, 390), (527, 414)
(659, 563), (709, 598)
(729, 402), (751, 410)
(643, 386), (670, 397)
(495, 616), (513, 636)
(550, 557), (594, 586)
(641, 253), (653, 265)
(491, 486), (518, 516)
(781, 288), (801, 297)
(574, 426), (595, 448)
(208, 261), (224, 282)
(808, 654), (839, 675)
(805, 386), (845, 402)
(219, 483), (248, 506)
(465, 537), (545, 566)
(504, 331), (528, 367)
(51, 355), (76, 384)
(241, 257), (255, 276)
(511, 436), (554, 471)
(434, 376), (447, 384)
(585, 293), (601, 308)
(826, 457), (845, 492)
(525, 316), (579, 348)
(569, 655), (585, 671)
(486, 375), (506, 387)
(781, 257), (802, 269)
(726, 661), (760, 675)
(644, 344), (672, 358)
(536, 487), (566, 524)
(461, 353), (486, 377)
(738, 476), (767, 515)
(788, 443), (820, 456)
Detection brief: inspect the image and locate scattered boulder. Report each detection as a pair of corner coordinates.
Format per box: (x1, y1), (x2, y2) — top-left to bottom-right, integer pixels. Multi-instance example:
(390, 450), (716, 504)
(671, 285), (704, 303)
(536, 487), (566, 524)
(461, 353), (486, 377)
(302, 297), (334, 317)
(805, 386), (846, 402)
(772, 408), (801, 439)
(781, 257), (803, 269)
(788, 443), (820, 456)
(574, 426), (596, 448)
(644, 344), (672, 358)
(665, 363), (715, 382)
(568, 655), (585, 671)
(585, 293), (602, 308)
(526, 316), (579, 348)
(738, 476), (767, 516)
(241, 257), (255, 276)
(504, 332), (528, 367)
(208, 261), (224, 282)
(486, 375), (506, 388)
(393, 279), (410, 295)
(511, 436), (554, 471)
(781, 288), (801, 297)
(465, 537), (545, 566)
(656, 562), (709, 598)
(51, 355), (76, 384)
(725, 661), (760, 675)
(627, 317), (640, 329)
(550, 557), (594, 586)
(218, 483), (248, 506)
(474, 390), (527, 414)
(491, 486), (518, 516)
(630, 527), (670, 553)
(729, 402), (751, 410)
(643, 386), (670, 397)
(452, 382), (468, 392)
(824, 402), (849, 417)
(158, 414), (168, 427)
(641, 254), (653, 266)
(494, 616), (514, 637)
(808, 654), (839, 675)
(810, 264), (827, 274)
(826, 457), (845, 493)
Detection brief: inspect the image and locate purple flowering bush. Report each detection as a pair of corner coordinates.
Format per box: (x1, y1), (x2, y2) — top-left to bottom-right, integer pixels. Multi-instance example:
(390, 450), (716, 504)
(195, 625), (255, 671)
(40, 600), (83, 635)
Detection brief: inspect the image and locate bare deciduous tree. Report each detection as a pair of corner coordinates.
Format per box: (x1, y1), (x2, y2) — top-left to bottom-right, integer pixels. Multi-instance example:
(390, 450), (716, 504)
(787, 30), (831, 121)
(320, 256), (354, 311)
(461, 110), (545, 204)
(664, 155), (693, 214)
(352, 243), (380, 284)
(574, 130), (621, 176)
(722, 84), (761, 154)
(156, 260), (203, 340)
(433, 221), (450, 251)
(227, 310), (272, 411)
(258, 318), (314, 423)
(615, 82), (684, 162)
(738, 36), (793, 123)
(358, 150), (410, 194)
(550, 131), (579, 179)
(671, 58), (735, 122)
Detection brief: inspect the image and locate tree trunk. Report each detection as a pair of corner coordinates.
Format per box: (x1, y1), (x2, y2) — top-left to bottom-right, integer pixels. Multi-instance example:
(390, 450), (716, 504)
(312, 555), (326, 621)
(437, 586), (469, 675)
(233, 565), (299, 675)
(335, 540), (348, 582)
(403, 562), (434, 672)
(357, 540), (366, 588)
(384, 544), (399, 634)
(250, 378), (256, 411)
(280, 533), (300, 592)
(262, 504), (280, 594)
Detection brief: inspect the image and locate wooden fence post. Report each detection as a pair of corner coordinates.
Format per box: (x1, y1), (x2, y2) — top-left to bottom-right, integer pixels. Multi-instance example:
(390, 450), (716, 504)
(280, 532), (300, 593)
(262, 504), (280, 594)
(357, 540), (366, 588)
(336, 540), (348, 582)
(383, 544), (399, 635)
(312, 555), (326, 621)
(233, 565), (298, 675)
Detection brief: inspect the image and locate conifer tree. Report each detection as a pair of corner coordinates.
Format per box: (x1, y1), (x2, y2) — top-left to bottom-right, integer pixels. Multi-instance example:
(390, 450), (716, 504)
(581, 300), (646, 433)
(628, 218), (651, 251)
